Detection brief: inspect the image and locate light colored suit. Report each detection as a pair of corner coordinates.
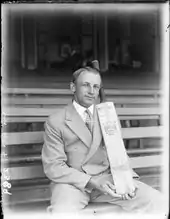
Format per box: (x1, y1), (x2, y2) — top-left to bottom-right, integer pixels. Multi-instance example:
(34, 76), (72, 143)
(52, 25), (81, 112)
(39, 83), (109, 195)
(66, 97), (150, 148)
(42, 103), (165, 214)
(42, 103), (110, 188)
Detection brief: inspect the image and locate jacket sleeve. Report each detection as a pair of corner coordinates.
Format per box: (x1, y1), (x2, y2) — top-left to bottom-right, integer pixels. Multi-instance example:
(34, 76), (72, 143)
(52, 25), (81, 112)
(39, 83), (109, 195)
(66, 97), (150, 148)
(41, 119), (91, 191)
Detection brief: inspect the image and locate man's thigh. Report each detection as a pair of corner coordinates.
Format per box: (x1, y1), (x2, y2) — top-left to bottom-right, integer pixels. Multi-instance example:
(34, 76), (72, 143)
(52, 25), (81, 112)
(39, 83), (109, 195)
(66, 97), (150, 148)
(48, 183), (90, 213)
(90, 178), (165, 214)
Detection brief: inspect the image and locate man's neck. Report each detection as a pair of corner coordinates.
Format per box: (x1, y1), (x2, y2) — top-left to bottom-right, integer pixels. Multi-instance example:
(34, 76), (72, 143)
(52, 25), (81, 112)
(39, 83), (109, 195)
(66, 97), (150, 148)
(73, 100), (94, 115)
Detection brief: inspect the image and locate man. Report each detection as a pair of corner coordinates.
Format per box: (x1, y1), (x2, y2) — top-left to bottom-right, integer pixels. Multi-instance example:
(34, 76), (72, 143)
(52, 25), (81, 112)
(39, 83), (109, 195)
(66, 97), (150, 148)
(42, 66), (165, 214)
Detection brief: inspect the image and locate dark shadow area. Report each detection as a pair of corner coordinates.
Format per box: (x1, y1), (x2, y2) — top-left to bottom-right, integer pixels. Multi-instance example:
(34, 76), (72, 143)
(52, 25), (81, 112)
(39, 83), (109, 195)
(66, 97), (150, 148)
(4, 5), (162, 90)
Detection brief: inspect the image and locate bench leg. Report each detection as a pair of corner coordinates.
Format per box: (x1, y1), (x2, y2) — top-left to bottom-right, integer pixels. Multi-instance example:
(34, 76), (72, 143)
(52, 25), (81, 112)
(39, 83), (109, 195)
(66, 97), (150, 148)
(124, 120), (131, 149)
(137, 120), (144, 149)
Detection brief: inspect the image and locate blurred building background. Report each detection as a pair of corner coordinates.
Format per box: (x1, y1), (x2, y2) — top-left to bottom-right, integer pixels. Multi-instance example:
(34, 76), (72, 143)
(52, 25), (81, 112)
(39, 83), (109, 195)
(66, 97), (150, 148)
(3, 4), (164, 90)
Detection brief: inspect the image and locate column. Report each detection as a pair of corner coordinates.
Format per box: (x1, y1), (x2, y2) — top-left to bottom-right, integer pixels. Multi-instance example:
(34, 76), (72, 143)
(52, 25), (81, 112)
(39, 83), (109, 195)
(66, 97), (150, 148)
(97, 14), (108, 72)
(21, 15), (37, 70)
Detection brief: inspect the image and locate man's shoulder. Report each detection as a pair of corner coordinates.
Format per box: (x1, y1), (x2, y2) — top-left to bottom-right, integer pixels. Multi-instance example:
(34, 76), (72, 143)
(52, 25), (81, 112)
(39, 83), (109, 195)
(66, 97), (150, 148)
(48, 106), (66, 120)
(47, 104), (71, 126)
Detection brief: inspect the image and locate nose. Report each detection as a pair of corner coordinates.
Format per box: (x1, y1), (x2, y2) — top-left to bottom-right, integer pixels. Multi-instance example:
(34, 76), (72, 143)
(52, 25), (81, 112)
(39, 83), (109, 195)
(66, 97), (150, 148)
(89, 85), (94, 94)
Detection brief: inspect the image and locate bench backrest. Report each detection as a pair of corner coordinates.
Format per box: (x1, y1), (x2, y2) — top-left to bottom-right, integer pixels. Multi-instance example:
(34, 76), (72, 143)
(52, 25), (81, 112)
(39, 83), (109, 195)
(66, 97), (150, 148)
(3, 106), (163, 181)
(3, 88), (161, 108)
(4, 106), (162, 123)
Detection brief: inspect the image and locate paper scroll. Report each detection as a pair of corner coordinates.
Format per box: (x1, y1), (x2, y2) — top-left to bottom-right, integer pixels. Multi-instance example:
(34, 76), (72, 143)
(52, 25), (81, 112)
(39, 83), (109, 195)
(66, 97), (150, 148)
(96, 102), (135, 195)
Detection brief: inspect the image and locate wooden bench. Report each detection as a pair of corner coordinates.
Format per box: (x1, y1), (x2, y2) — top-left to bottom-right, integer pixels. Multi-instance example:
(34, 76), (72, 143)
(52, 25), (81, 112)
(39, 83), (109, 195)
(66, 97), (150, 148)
(2, 105), (163, 210)
(3, 88), (161, 108)
(2, 87), (162, 148)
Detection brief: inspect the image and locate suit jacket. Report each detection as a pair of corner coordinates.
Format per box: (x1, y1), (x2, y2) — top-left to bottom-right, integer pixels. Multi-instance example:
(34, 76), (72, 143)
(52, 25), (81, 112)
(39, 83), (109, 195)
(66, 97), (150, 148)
(42, 103), (137, 191)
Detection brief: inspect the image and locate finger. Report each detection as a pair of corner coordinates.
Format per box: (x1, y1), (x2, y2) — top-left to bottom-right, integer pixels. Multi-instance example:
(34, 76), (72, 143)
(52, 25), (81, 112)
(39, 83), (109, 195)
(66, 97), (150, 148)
(128, 189), (135, 197)
(121, 194), (125, 200)
(131, 187), (138, 196)
(109, 191), (122, 198)
(103, 186), (122, 198)
(103, 185), (116, 196)
(105, 181), (116, 191)
(125, 194), (131, 200)
(128, 188), (138, 199)
(122, 194), (128, 200)
(121, 193), (131, 200)
(104, 186), (129, 200)
(128, 192), (135, 198)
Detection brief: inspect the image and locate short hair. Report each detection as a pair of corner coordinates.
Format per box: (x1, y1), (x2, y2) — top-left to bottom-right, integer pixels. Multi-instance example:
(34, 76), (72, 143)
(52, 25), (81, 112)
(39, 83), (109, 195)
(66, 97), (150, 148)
(71, 66), (101, 83)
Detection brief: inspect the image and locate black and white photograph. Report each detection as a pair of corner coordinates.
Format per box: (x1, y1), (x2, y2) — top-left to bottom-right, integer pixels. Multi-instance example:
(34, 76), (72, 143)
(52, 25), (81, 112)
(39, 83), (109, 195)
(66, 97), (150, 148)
(1, 2), (169, 219)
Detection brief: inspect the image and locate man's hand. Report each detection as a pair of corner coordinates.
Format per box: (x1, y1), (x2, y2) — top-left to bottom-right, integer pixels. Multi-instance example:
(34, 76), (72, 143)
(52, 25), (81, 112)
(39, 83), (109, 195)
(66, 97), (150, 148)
(128, 182), (138, 199)
(86, 177), (122, 199)
(86, 176), (138, 200)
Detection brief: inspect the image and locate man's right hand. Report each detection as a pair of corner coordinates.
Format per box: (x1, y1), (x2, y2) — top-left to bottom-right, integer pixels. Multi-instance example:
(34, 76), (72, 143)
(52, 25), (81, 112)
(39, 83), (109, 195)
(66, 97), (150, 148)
(86, 176), (122, 199)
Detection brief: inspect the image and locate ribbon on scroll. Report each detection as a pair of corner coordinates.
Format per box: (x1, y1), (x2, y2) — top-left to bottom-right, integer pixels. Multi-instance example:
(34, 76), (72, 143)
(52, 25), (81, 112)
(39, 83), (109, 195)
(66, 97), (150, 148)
(96, 102), (135, 195)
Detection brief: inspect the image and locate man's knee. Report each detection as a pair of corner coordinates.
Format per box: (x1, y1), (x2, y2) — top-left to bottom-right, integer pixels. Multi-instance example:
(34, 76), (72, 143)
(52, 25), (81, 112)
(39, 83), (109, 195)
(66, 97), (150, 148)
(49, 183), (90, 213)
(133, 180), (166, 213)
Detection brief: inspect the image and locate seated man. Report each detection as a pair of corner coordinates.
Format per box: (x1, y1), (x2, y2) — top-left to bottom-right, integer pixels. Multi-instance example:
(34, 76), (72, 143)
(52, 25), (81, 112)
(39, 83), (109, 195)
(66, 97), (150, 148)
(42, 66), (165, 214)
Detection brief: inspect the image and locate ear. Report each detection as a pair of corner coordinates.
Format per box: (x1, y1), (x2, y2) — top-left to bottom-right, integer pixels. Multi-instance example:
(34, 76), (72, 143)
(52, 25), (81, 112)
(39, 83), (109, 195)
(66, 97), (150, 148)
(70, 82), (76, 93)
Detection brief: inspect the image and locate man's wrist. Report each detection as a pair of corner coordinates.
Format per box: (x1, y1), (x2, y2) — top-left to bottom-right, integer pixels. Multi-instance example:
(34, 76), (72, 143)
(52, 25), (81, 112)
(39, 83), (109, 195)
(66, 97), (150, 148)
(85, 177), (94, 193)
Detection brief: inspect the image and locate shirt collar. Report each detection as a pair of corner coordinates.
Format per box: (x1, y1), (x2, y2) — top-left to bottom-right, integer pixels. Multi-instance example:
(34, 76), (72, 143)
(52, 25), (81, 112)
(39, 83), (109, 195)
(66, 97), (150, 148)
(73, 100), (94, 115)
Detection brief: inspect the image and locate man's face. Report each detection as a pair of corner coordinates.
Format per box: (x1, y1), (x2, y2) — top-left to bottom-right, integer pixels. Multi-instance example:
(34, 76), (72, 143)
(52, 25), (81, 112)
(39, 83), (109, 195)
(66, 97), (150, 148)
(70, 71), (101, 108)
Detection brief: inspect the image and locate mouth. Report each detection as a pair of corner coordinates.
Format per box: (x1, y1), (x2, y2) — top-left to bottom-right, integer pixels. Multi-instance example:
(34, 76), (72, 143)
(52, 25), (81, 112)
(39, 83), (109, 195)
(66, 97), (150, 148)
(86, 96), (94, 100)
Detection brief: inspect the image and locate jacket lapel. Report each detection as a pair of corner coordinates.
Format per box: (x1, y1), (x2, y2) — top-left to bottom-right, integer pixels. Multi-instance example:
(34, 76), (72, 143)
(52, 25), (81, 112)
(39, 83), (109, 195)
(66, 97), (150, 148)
(83, 107), (103, 164)
(65, 104), (92, 148)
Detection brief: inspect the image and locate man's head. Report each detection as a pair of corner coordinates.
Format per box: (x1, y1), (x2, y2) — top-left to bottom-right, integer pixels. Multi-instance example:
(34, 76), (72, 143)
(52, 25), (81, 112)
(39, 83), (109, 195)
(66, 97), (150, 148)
(70, 67), (102, 108)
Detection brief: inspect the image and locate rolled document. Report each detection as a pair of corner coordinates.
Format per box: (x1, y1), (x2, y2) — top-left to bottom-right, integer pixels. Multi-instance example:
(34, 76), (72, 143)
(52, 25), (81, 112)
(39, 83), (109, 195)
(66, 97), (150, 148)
(96, 102), (135, 195)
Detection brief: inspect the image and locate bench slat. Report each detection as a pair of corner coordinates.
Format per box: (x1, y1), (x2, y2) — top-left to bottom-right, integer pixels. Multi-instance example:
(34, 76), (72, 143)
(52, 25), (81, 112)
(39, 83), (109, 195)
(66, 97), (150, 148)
(8, 155), (162, 181)
(5, 115), (160, 123)
(2, 126), (163, 145)
(4, 107), (161, 116)
(8, 174), (161, 205)
(5, 117), (47, 123)
(3, 88), (161, 96)
(4, 96), (160, 106)
(5, 148), (163, 164)
(122, 126), (163, 139)
(130, 155), (162, 169)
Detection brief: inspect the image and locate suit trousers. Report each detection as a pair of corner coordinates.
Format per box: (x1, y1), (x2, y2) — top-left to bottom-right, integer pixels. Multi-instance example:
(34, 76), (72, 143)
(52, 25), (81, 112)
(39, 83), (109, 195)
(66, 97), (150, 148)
(47, 174), (166, 215)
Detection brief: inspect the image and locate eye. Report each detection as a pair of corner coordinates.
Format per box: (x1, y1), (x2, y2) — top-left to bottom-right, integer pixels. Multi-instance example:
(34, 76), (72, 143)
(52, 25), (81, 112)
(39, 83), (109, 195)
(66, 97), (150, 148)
(82, 83), (89, 87)
(94, 85), (100, 90)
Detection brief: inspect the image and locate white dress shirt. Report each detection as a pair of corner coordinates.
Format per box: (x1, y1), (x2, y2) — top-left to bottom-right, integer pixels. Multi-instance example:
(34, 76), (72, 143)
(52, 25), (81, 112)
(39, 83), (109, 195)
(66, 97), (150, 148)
(73, 100), (94, 122)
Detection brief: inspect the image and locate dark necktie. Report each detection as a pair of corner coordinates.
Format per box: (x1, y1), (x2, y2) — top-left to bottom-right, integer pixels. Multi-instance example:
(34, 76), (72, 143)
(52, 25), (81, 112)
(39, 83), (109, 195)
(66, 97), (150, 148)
(85, 109), (93, 133)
